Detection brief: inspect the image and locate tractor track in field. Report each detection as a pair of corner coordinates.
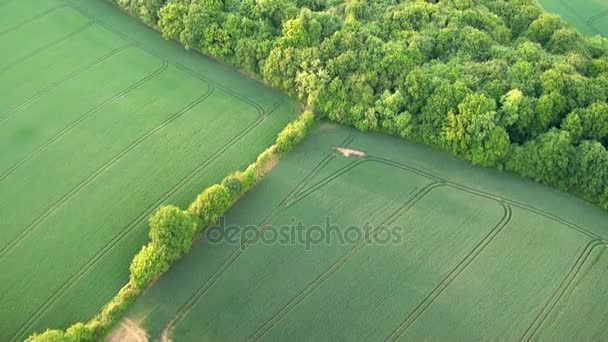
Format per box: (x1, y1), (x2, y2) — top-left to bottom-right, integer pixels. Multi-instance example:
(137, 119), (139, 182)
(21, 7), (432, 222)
(508, 201), (600, 239)
(9, 4), (287, 339)
(66, 1), (266, 115)
(156, 149), (604, 341)
(284, 159), (368, 210)
(0, 59), (169, 184)
(0, 4), (67, 37)
(0, 83), (214, 260)
(0, 43), (132, 125)
(11, 99), (281, 342)
(519, 239), (607, 342)
(247, 158), (511, 341)
(587, 10), (608, 26)
(159, 136), (355, 340)
(0, 12), (94, 76)
(384, 201), (511, 341)
(370, 155), (601, 240)
(558, 0), (605, 36)
(247, 155), (601, 341)
(247, 183), (440, 341)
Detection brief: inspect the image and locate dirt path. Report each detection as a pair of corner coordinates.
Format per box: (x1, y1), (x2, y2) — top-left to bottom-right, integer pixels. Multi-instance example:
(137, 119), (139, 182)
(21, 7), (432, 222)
(105, 318), (148, 342)
(335, 147), (365, 158)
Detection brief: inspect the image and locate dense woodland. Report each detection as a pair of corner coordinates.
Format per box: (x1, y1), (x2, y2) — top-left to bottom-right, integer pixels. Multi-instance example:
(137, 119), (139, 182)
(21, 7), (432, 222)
(116, 0), (608, 209)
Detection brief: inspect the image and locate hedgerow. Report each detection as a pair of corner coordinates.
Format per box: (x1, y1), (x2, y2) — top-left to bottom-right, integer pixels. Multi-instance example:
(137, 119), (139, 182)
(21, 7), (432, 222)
(26, 111), (316, 341)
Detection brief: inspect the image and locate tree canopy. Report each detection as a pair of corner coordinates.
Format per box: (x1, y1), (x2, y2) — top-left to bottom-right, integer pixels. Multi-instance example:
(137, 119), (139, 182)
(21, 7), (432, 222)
(116, 0), (608, 209)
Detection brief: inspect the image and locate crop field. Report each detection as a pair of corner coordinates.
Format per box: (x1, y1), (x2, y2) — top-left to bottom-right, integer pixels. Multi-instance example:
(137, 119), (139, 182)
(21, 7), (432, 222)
(0, 0), (298, 340)
(540, 0), (608, 36)
(119, 124), (608, 341)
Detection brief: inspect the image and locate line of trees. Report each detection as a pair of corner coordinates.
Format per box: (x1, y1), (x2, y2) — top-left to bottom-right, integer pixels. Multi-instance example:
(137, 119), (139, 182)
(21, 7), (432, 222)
(115, 0), (608, 209)
(26, 111), (316, 341)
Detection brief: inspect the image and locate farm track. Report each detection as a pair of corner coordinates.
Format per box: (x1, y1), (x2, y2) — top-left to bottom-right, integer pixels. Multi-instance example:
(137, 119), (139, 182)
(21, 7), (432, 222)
(6, 3), (288, 338)
(247, 183), (440, 341)
(0, 0), (271, 183)
(159, 136), (355, 340)
(587, 10), (608, 25)
(0, 4), (67, 37)
(284, 159), (367, 210)
(65, 0), (266, 114)
(3, 1), (301, 339)
(246, 158), (511, 341)
(10, 98), (280, 342)
(384, 201), (511, 341)
(519, 239), (607, 342)
(558, 0), (605, 35)
(153, 147), (606, 340)
(0, 43), (132, 125)
(247, 154), (602, 341)
(0, 11), (94, 75)
(0, 83), (214, 259)
(0, 59), (169, 184)
(370, 155), (601, 240)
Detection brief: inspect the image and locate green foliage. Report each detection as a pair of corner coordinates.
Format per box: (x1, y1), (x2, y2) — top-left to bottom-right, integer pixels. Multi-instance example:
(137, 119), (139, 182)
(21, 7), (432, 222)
(129, 243), (170, 289)
(148, 205), (197, 260)
(222, 174), (243, 197)
(26, 329), (71, 342)
(441, 93), (509, 167)
(275, 111), (315, 154)
(114, 0), (166, 24)
(188, 184), (232, 227)
(507, 129), (575, 190)
(120, 0), (608, 208)
(158, 2), (188, 40)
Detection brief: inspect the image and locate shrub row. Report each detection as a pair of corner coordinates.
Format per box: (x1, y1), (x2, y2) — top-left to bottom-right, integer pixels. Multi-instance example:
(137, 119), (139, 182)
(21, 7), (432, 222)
(26, 111), (315, 342)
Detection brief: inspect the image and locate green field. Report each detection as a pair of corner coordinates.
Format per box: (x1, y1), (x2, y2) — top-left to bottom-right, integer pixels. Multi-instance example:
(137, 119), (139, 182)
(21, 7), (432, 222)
(119, 124), (608, 341)
(0, 0), (298, 340)
(540, 0), (608, 36)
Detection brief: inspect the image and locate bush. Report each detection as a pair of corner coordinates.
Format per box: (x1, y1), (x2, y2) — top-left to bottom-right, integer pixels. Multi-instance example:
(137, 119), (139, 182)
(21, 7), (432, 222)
(275, 111), (315, 154)
(239, 164), (258, 190)
(222, 175), (243, 197)
(129, 243), (170, 289)
(187, 184), (232, 228)
(65, 323), (94, 341)
(26, 329), (70, 342)
(148, 205), (197, 260)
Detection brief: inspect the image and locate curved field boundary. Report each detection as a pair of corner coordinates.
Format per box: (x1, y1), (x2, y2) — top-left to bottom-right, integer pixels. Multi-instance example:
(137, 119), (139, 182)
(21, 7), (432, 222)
(0, 9), (95, 76)
(0, 59), (169, 184)
(384, 201), (511, 341)
(370, 155), (601, 240)
(159, 136), (355, 340)
(65, 1), (265, 115)
(557, 0), (605, 36)
(0, 83), (214, 260)
(8, 3), (289, 338)
(246, 153), (603, 341)
(0, 43), (132, 125)
(587, 10), (608, 26)
(519, 239), (608, 342)
(247, 182), (444, 341)
(157, 146), (606, 341)
(10, 98), (282, 342)
(247, 159), (509, 341)
(0, 0), (268, 182)
(0, 4), (67, 37)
